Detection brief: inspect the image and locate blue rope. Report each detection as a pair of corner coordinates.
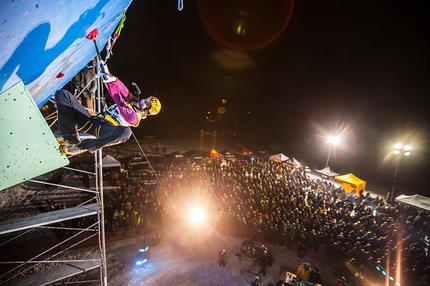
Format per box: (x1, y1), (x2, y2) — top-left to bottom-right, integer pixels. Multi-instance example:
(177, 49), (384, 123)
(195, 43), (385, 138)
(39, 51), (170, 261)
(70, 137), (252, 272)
(178, 0), (183, 11)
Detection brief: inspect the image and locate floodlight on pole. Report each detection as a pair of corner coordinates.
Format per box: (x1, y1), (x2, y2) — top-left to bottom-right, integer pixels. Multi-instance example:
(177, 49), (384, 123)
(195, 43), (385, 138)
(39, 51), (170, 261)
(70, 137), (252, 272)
(390, 143), (411, 202)
(325, 135), (340, 168)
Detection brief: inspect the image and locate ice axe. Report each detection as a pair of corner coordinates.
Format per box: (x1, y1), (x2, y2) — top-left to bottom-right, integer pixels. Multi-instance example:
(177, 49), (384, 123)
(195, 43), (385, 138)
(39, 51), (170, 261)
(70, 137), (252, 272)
(86, 28), (109, 75)
(132, 82), (143, 112)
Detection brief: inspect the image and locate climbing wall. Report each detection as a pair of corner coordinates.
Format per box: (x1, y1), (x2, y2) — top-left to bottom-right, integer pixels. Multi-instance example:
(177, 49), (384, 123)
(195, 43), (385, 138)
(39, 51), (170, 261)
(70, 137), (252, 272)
(0, 81), (69, 191)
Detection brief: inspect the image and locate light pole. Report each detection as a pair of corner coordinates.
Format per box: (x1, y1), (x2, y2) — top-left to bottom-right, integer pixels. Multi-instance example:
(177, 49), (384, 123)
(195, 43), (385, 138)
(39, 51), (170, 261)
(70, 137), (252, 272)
(389, 143), (411, 202)
(325, 135), (340, 168)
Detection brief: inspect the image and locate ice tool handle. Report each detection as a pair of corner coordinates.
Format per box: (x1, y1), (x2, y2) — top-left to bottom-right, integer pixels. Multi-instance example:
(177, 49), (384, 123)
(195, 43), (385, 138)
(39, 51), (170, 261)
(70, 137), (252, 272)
(132, 82), (143, 112)
(86, 28), (109, 76)
(86, 28), (109, 114)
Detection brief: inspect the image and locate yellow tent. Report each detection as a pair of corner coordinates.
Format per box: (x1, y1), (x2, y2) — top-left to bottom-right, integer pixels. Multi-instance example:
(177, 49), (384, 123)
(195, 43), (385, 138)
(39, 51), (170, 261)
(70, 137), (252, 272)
(209, 148), (224, 158)
(334, 173), (366, 195)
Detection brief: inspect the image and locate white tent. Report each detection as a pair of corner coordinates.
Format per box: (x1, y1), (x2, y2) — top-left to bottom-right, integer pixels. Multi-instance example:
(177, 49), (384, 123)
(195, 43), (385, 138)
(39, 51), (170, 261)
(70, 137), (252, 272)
(102, 154), (121, 168)
(395, 194), (430, 212)
(291, 157), (302, 167)
(315, 166), (339, 178)
(270, 153), (290, 162)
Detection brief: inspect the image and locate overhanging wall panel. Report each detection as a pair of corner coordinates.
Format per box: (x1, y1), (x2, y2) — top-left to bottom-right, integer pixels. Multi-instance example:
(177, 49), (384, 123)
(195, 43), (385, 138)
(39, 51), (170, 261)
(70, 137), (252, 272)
(0, 81), (69, 191)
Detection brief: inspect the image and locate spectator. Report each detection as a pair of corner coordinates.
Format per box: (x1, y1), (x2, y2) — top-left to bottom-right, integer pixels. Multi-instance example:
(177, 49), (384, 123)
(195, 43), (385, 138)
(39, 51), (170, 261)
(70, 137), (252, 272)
(309, 268), (324, 284)
(218, 249), (227, 267)
(297, 262), (312, 281)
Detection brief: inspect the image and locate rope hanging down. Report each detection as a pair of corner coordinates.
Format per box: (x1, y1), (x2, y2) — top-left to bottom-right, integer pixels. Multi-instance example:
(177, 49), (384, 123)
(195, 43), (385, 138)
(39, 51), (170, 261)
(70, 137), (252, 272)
(130, 131), (180, 217)
(131, 132), (165, 190)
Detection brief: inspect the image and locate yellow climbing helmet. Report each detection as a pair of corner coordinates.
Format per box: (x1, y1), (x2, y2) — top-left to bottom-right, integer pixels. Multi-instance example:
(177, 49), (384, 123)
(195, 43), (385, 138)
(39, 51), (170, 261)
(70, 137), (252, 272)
(147, 96), (161, 116)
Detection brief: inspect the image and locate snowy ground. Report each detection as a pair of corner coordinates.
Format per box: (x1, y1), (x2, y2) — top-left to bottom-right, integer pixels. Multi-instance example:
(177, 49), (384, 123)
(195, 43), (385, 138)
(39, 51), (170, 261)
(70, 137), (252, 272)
(62, 222), (336, 286)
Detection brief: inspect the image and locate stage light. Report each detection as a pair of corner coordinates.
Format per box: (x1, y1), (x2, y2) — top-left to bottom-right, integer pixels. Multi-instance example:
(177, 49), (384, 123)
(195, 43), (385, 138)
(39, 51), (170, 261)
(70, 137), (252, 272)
(139, 246), (149, 252)
(389, 276), (394, 281)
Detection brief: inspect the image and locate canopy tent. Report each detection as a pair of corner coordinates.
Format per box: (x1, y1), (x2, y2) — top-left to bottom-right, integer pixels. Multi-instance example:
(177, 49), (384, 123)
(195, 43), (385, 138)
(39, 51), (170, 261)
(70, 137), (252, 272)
(208, 148), (223, 158)
(316, 166), (339, 178)
(102, 154), (121, 169)
(183, 149), (205, 161)
(126, 154), (149, 170)
(166, 151), (186, 165)
(239, 147), (253, 155)
(270, 153), (290, 162)
(167, 151), (184, 159)
(255, 150), (269, 158)
(291, 157), (303, 167)
(334, 173), (366, 195)
(395, 194), (430, 212)
(220, 149), (235, 159)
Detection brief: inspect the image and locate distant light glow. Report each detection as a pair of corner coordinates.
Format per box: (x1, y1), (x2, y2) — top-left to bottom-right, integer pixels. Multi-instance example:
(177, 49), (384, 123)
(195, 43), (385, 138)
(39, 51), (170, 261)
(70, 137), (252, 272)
(236, 23), (246, 35)
(218, 107), (226, 114)
(139, 246), (149, 252)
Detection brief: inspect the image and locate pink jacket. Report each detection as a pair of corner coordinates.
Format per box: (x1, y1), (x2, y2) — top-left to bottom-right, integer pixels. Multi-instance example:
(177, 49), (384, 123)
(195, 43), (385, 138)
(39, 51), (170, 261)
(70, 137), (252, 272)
(105, 79), (139, 126)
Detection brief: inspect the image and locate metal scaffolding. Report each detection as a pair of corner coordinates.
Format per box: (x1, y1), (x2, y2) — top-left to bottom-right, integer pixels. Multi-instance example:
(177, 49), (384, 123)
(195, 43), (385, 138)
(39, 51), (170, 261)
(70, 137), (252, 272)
(0, 150), (108, 285)
(0, 77), (108, 285)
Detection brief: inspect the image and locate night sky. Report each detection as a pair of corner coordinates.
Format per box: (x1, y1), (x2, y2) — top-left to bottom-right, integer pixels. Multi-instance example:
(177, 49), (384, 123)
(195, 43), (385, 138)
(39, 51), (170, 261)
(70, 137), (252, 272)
(108, 0), (430, 195)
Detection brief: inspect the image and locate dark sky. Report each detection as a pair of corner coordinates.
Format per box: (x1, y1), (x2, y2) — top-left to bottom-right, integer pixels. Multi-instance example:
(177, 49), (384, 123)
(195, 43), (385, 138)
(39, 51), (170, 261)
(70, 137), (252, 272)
(109, 0), (430, 194)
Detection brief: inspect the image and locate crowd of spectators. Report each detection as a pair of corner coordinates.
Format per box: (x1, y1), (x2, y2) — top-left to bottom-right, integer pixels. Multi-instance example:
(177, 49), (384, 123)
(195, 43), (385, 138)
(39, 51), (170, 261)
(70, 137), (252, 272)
(153, 156), (429, 286)
(103, 175), (165, 238)
(76, 153), (429, 285)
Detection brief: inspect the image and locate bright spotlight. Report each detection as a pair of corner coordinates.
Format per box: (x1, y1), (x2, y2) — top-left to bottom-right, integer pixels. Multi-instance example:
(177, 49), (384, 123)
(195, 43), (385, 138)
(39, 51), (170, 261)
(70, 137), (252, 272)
(136, 259), (147, 266)
(327, 135), (340, 145)
(393, 143), (412, 156)
(189, 208), (205, 224)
